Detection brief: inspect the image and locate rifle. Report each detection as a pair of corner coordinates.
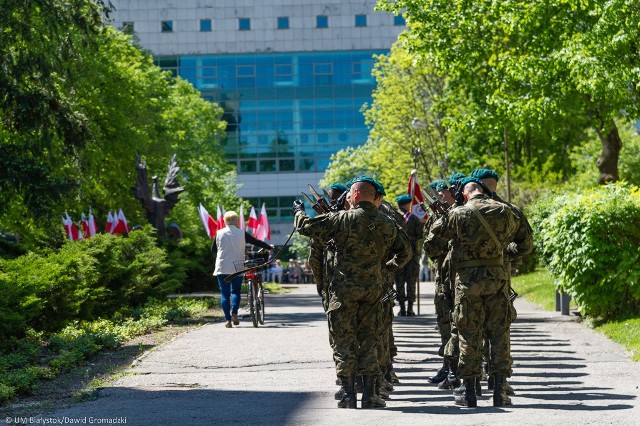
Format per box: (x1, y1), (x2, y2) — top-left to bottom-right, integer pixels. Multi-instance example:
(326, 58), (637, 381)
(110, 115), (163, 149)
(420, 185), (450, 218)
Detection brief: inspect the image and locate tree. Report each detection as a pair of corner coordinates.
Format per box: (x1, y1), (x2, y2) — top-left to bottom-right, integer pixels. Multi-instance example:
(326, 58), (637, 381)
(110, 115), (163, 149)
(378, 0), (640, 184)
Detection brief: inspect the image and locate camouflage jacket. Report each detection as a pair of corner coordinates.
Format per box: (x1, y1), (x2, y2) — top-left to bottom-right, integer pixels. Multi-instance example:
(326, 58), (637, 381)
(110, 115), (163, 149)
(492, 193), (534, 267)
(427, 194), (518, 282)
(295, 201), (411, 288)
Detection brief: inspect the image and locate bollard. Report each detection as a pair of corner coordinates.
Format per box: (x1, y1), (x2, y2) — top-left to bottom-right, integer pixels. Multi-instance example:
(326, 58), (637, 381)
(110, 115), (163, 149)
(555, 290), (561, 311)
(560, 292), (571, 316)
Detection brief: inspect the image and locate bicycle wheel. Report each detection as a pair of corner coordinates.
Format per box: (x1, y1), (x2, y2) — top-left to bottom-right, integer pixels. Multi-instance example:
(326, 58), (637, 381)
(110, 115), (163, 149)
(247, 279), (258, 327)
(257, 283), (265, 325)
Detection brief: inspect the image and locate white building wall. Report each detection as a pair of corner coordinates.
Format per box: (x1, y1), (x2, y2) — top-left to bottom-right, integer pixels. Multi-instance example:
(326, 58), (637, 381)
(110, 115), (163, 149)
(109, 0), (404, 55)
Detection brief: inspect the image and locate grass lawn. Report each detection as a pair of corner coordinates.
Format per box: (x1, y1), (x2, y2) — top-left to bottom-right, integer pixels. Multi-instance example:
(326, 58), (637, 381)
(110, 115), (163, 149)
(512, 268), (640, 362)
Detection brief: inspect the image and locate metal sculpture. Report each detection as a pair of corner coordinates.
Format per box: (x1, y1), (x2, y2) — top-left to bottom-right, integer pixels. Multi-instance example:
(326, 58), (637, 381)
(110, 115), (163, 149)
(132, 154), (184, 238)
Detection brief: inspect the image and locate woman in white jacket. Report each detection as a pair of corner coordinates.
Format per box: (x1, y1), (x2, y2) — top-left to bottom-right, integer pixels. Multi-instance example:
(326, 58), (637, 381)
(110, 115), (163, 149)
(213, 211), (273, 328)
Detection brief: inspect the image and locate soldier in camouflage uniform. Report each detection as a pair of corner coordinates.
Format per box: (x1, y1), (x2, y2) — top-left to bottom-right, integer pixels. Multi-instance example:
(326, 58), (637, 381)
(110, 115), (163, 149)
(394, 194), (424, 316)
(426, 177), (519, 407)
(423, 180), (457, 385)
(293, 176), (411, 409)
(377, 197), (413, 401)
(471, 168), (534, 397)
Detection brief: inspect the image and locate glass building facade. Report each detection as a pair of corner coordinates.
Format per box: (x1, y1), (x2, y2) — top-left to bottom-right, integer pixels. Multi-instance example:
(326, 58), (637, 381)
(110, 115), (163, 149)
(155, 50), (385, 176)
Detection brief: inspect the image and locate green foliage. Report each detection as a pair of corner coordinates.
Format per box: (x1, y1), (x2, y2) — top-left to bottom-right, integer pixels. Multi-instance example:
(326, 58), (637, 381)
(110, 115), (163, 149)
(0, 226), (178, 339)
(377, 0), (640, 184)
(289, 232), (311, 262)
(0, 297), (216, 403)
(531, 183), (640, 318)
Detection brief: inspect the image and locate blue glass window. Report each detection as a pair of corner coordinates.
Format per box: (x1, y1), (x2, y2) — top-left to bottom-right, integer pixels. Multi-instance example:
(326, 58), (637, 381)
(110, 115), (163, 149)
(239, 18), (251, 30)
(355, 15), (367, 27)
(161, 21), (173, 32)
(277, 17), (289, 29)
(394, 15), (406, 26)
(200, 19), (212, 32)
(316, 15), (328, 28)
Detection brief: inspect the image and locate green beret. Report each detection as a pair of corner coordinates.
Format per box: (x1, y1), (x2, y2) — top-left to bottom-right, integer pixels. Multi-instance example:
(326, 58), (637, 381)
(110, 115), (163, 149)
(434, 181), (448, 192)
(460, 176), (483, 188)
(330, 183), (347, 192)
(396, 194), (412, 205)
(471, 168), (499, 181)
(448, 172), (466, 185)
(346, 175), (386, 195)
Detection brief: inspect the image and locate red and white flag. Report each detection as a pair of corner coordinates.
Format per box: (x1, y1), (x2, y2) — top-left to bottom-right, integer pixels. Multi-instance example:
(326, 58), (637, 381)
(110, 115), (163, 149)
(62, 212), (82, 240)
(105, 211), (115, 234)
(239, 205), (245, 230)
(408, 170), (428, 220)
(111, 209), (129, 234)
(216, 205), (225, 229)
(247, 206), (258, 234)
(88, 208), (97, 237)
(255, 203), (270, 241)
(81, 213), (90, 238)
(198, 203), (218, 238)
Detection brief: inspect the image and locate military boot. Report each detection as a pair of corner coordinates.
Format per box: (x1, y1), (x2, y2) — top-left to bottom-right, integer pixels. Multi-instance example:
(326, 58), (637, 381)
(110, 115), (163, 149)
(386, 364), (400, 384)
(361, 375), (385, 409)
(380, 376), (394, 392)
(407, 302), (416, 316)
(337, 376), (357, 409)
(453, 377), (477, 407)
(398, 301), (406, 316)
(429, 360), (449, 384)
(376, 376), (390, 399)
(493, 373), (512, 407)
(445, 358), (461, 389)
(334, 385), (345, 400)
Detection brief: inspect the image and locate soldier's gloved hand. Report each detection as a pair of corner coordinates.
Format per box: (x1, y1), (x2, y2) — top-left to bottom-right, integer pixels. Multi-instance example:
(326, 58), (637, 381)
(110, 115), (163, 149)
(506, 242), (519, 257)
(292, 199), (306, 214)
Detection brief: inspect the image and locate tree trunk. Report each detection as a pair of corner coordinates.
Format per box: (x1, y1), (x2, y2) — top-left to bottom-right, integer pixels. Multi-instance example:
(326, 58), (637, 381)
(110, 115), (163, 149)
(594, 119), (622, 184)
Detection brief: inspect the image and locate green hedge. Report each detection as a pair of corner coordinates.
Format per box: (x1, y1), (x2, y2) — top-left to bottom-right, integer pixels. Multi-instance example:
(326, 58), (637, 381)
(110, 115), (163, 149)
(530, 183), (640, 319)
(0, 226), (180, 339)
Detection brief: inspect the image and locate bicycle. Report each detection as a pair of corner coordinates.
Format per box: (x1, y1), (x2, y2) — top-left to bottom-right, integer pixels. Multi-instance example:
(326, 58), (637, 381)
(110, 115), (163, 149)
(235, 250), (269, 327)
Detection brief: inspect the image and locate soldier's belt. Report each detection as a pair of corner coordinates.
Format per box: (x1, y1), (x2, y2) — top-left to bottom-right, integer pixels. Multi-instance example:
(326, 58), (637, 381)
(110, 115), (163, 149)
(456, 257), (504, 269)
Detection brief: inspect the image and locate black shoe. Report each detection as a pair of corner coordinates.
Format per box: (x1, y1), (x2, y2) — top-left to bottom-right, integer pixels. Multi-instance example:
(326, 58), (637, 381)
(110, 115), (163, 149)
(361, 375), (385, 409)
(492, 374), (512, 407)
(337, 376), (357, 409)
(334, 386), (345, 400)
(429, 367), (449, 384)
(454, 378), (477, 407)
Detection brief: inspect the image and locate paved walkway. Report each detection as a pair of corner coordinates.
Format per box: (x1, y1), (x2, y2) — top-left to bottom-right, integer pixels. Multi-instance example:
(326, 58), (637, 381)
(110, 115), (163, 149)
(35, 282), (639, 425)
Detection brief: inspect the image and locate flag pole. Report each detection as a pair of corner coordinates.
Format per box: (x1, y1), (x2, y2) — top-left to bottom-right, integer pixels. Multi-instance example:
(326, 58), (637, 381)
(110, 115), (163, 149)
(411, 148), (421, 316)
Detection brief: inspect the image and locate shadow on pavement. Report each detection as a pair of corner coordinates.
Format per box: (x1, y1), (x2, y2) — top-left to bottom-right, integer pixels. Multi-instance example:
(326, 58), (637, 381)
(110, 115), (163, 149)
(50, 388), (316, 425)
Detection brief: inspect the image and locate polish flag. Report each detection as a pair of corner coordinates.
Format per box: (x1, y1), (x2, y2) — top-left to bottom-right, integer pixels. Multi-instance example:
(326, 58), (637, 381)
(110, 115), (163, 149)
(247, 206), (258, 234)
(81, 214), (90, 238)
(105, 211), (115, 234)
(111, 209), (130, 234)
(255, 203), (270, 241)
(239, 204), (245, 230)
(408, 170), (428, 220)
(62, 212), (82, 240)
(87, 208), (97, 237)
(217, 205), (225, 229)
(198, 204), (218, 238)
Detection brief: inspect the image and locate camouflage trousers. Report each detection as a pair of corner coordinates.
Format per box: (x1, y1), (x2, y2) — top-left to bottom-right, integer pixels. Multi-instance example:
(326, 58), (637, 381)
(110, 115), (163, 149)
(434, 292), (452, 349)
(453, 278), (511, 379)
(377, 299), (394, 368)
(395, 259), (419, 303)
(327, 284), (382, 376)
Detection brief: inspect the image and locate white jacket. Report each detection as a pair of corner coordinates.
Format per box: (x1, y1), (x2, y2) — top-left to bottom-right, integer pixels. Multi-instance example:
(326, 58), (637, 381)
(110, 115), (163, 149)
(213, 225), (246, 276)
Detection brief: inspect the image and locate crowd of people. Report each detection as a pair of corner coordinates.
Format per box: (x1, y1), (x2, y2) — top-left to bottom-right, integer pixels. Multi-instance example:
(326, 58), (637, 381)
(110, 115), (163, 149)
(292, 168), (533, 409)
